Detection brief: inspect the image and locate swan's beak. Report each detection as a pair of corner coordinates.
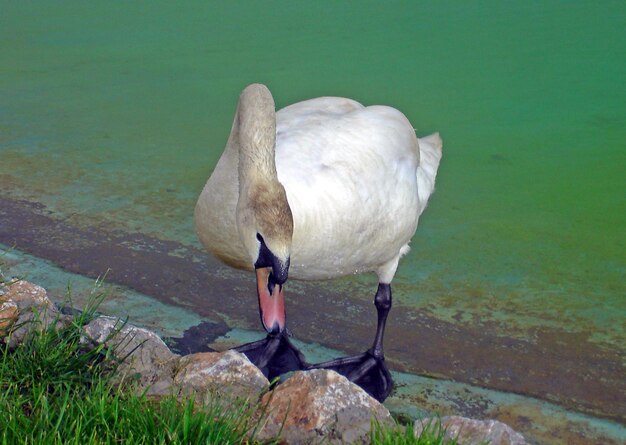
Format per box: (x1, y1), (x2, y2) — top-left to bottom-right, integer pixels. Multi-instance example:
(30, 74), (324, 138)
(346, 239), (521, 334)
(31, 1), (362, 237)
(256, 266), (285, 334)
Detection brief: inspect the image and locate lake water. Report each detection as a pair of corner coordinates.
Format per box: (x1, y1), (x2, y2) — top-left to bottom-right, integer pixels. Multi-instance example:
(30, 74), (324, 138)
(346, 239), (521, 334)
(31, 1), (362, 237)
(1, 2), (624, 443)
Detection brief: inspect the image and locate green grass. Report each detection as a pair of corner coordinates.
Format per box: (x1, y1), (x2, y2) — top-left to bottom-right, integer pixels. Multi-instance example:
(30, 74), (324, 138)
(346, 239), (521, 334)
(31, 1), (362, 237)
(0, 281), (457, 444)
(0, 287), (266, 445)
(371, 418), (460, 445)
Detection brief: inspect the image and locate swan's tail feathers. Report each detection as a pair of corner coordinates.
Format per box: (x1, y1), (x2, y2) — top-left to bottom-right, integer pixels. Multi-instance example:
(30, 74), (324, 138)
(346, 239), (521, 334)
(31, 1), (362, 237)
(416, 132), (443, 211)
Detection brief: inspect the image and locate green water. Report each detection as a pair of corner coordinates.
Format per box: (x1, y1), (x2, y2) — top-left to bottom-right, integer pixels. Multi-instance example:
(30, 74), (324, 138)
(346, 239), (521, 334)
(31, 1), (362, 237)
(1, 0), (625, 436)
(2, 1), (624, 341)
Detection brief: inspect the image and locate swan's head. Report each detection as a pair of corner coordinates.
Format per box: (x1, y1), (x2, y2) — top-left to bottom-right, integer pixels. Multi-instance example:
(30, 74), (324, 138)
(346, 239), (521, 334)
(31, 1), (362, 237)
(237, 180), (293, 334)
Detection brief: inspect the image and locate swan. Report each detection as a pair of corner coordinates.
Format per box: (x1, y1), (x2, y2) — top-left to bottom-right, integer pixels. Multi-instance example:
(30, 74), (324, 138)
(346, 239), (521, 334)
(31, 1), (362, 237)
(194, 84), (442, 401)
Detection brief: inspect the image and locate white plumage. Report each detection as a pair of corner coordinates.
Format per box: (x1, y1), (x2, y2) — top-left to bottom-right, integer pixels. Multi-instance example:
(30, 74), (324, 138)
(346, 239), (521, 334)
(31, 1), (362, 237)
(195, 92), (442, 285)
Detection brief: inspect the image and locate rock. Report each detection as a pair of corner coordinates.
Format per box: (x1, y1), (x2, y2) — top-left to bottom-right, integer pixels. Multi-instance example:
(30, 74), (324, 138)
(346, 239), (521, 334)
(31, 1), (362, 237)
(82, 316), (180, 394)
(257, 369), (394, 445)
(0, 300), (18, 335)
(414, 415), (528, 445)
(3, 280), (54, 310)
(1, 280), (67, 347)
(173, 350), (269, 404)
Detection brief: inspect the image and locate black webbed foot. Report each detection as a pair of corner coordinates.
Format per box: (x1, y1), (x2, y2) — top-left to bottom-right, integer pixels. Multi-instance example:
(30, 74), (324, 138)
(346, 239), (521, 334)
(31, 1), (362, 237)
(234, 332), (308, 382)
(308, 351), (393, 402)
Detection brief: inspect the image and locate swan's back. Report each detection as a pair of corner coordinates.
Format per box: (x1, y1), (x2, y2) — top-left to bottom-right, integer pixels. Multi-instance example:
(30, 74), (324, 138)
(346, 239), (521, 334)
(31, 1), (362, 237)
(273, 97), (441, 279)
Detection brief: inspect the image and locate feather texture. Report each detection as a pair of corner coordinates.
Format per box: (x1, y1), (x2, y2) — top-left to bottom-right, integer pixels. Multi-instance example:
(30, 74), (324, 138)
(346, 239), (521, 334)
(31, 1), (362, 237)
(194, 91), (442, 284)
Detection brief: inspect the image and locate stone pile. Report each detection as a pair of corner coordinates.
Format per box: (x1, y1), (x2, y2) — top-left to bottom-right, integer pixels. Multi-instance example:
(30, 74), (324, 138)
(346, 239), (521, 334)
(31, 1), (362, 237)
(0, 279), (529, 444)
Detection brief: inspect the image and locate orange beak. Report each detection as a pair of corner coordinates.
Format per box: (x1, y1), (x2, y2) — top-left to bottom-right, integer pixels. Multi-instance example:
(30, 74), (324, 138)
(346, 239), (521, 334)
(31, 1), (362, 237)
(256, 267), (285, 334)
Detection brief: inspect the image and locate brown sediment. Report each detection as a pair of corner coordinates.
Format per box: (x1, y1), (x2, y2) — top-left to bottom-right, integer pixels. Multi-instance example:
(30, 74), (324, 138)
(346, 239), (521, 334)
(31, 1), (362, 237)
(0, 196), (624, 425)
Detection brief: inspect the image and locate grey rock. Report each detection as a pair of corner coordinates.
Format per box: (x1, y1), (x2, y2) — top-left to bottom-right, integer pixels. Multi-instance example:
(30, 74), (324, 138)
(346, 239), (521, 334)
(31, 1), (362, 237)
(81, 315), (180, 393)
(257, 369), (394, 444)
(1, 280), (68, 347)
(173, 350), (268, 404)
(414, 415), (528, 445)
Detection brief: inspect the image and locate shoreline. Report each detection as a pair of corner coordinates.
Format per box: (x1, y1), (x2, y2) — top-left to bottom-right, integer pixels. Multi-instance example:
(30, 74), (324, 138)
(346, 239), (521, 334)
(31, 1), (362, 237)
(2, 274), (624, 445)
(1, 196), (625, 443)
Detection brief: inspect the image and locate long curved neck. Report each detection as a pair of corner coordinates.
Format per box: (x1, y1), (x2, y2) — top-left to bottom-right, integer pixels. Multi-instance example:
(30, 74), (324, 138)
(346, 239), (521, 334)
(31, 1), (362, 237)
(229, 84), (278, 190)
(229, 84), (293, 265)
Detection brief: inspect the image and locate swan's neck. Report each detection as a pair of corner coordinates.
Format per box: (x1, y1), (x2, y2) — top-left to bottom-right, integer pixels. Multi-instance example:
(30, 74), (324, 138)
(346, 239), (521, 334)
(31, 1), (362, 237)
(231, 84), (278, 192)
(230, 84), (293, 264)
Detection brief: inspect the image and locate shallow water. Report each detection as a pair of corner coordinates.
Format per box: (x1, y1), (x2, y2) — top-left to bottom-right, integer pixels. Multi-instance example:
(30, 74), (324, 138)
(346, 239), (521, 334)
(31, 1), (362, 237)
(1, 1), (625, 443)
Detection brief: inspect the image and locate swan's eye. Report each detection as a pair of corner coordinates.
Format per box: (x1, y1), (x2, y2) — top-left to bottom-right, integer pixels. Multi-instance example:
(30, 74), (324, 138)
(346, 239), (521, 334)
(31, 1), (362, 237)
(254, 233), (273, 270)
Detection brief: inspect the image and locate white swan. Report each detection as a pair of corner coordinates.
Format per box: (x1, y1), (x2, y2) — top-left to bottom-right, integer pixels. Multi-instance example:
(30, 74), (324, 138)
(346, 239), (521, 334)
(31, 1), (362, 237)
(194, 84), (442, 401)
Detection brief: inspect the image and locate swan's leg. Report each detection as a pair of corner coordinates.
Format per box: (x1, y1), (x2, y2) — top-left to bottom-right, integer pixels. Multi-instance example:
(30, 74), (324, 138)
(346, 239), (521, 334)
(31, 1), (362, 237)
(307, 283), (394, 402)
(371, 282), (392, 359)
